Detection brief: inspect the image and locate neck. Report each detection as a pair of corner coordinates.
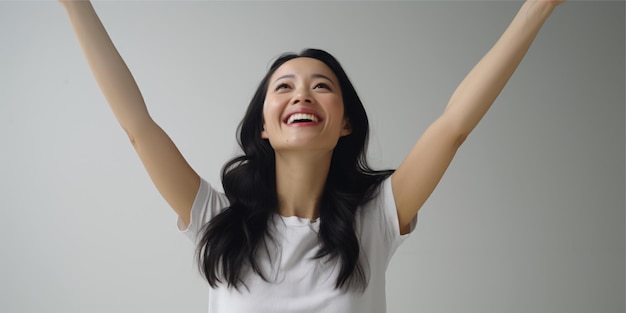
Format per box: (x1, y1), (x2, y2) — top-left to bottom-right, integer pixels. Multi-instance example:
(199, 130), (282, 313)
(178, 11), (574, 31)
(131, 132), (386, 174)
(274, 150), (332, 220)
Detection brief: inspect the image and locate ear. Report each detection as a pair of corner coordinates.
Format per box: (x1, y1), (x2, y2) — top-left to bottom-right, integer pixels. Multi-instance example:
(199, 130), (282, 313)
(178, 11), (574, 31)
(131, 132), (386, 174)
(261, 124), (268, 139)
(340, 118), (352, 137)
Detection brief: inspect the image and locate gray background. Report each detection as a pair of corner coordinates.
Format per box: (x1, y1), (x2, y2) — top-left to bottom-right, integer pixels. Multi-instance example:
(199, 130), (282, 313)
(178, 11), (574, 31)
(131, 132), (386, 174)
(1, 1), (624, 312)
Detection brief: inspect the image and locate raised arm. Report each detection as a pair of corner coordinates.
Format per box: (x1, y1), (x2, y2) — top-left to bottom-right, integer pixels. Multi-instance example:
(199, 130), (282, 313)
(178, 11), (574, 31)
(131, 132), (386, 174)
(392, 0), (564, 234)
(61, 1), (199, 225)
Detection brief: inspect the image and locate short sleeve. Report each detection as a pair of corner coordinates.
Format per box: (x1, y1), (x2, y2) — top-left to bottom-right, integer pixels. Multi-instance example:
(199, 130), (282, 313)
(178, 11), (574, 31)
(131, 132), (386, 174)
(382, 177), (417, 236)
(356, 177), (418, 268)
(176, 177), (230, 243)
(381, 177), (417, 246)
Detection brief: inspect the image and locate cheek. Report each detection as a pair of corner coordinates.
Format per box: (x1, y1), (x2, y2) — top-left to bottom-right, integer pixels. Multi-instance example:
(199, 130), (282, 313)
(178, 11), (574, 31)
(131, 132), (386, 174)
(330, 99), (346, 118)
(262, 97), (273, 115)
(261, 101), (282, 129)
(263, 95), (289, 118)
(261, 105), (271, 139)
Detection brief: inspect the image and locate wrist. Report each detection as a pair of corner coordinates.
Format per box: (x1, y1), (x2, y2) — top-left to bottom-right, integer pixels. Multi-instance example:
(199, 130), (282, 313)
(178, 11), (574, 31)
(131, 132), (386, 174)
(59, 0), (91, 9)
(523, 0), (559, 21)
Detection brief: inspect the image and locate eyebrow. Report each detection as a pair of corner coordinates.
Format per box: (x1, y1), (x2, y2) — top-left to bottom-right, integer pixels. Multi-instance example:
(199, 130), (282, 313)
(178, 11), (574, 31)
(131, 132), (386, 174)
(272, 73), (336, 86)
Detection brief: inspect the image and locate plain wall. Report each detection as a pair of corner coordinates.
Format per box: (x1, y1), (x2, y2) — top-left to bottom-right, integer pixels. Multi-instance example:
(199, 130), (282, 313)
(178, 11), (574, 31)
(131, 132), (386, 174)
(1, 1), (624, 312)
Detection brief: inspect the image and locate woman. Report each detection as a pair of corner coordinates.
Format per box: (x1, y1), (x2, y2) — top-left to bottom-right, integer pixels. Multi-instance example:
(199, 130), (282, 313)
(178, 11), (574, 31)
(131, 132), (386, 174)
(60, 0), (564, 312)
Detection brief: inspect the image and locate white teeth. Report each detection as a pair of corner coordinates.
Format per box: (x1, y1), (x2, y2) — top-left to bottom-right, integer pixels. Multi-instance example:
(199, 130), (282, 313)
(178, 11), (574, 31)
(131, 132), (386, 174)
(287, 113), (319, 124)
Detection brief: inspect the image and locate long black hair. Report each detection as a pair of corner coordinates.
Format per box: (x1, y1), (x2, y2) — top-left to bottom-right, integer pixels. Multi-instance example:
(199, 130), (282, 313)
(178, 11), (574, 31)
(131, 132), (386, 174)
(196, 48), (393, 291)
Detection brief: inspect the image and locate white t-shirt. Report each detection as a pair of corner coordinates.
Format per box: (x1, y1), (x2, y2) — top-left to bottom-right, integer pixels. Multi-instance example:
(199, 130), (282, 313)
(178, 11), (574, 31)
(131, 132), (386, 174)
(178, 177), (416, 313)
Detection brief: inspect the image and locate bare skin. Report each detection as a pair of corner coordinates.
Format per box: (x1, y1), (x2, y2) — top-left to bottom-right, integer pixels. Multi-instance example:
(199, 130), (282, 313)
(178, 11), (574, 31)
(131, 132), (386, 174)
(60, 0), (564, 233)
(60, 1), (200, 225)
(391, 0), (564, 234)
(261, 58), (351, 220)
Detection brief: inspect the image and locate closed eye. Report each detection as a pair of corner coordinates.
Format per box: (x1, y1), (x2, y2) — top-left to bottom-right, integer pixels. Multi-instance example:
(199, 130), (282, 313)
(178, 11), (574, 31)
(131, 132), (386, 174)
(275, 83), (291, 91)
(314, 83), (331, 91)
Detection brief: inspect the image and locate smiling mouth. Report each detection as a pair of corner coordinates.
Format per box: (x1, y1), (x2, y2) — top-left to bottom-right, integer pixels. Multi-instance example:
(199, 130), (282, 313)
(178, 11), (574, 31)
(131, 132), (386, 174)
(286, 113), (320, 124)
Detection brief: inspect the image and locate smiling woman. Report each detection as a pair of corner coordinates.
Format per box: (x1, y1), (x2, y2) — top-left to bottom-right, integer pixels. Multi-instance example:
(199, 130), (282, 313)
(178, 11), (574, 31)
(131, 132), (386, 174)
(46, 0), (626, 312)
(194, 51), (401, 311)
(261, 57), (350, 156)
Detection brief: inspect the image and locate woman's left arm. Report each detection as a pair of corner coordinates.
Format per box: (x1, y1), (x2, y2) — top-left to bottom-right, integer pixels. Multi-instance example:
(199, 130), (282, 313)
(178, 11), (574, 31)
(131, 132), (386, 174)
(392, 0), (565, 235)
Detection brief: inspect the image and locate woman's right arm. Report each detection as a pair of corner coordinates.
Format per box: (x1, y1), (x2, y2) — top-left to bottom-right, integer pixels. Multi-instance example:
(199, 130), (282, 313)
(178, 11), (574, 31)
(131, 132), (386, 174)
(61, 1), (199, 226)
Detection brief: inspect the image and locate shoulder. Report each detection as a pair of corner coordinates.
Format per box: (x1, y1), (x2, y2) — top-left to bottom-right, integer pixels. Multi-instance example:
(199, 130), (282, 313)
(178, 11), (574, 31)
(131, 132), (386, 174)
(358, 177), (394, 218)
(178, 177), (230, 241)
(356, 176), (416, 250)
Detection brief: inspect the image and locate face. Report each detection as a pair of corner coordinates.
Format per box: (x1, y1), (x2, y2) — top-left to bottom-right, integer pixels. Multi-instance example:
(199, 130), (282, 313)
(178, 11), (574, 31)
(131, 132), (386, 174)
(261, 57), (351, 153)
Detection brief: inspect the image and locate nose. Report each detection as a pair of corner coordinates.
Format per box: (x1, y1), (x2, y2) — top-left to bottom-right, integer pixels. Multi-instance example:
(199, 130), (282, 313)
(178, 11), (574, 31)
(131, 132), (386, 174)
(291, 88), (312, 105)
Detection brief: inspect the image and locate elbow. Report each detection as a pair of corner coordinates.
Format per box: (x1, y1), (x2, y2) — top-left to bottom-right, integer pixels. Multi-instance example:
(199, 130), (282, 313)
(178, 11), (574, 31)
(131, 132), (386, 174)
(120, 117), (155, 147)
(126, 132), (137, 146)
(431, 113), (473, 150)
(121, 126), (139, 147)
(438, 113), (472, 149)
(455, 133), (468, 148)
(439, 116), (470, 149)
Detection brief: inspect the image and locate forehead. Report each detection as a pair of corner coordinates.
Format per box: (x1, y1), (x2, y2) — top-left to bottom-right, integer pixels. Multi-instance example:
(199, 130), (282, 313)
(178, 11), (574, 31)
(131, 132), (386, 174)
(270, 57), (338, 82)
